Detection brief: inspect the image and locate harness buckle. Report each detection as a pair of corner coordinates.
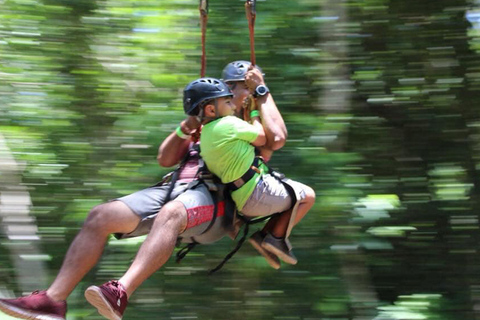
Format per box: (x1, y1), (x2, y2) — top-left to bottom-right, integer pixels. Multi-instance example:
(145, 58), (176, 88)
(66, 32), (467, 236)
(161, 171), (174, 183)
(227, 157), (264, 192)
(233, 178), (246, 189)
(251, 165), (261, 174)
(271, 170), (285, 180)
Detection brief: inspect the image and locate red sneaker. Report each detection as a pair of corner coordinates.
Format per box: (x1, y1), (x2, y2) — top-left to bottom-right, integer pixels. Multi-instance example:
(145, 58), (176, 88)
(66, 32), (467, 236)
(0, 290), (66, 320)
(85, 280), (128, 320)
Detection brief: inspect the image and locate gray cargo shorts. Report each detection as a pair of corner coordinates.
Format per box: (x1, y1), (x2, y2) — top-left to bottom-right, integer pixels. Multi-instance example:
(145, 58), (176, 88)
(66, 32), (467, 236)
(241, 173), (306, 217)
(114, 181), (226, 242)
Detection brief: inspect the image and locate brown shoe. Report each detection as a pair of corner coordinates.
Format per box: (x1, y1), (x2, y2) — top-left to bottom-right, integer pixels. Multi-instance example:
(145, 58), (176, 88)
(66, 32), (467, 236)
(261, 233), (298, 265)
(248, 231), (281, 269)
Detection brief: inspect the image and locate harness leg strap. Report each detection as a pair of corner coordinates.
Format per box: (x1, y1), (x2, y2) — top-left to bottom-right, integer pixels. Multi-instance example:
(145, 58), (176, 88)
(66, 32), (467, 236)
(280, 178), (302, 238)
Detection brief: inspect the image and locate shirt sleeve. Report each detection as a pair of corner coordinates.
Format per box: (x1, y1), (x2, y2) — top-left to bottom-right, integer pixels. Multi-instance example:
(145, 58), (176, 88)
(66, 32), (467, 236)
(228, 116), (260, 143)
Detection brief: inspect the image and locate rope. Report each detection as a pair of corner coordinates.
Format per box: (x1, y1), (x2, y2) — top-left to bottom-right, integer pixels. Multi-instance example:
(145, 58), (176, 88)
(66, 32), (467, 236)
(208, 223), (249, 274)
(208, 214), (275, 274)
(243, 0), (257, 122)
(176, 242), (197, 263)
(245, 0), (256, 66)
(199, 0), (209, 77)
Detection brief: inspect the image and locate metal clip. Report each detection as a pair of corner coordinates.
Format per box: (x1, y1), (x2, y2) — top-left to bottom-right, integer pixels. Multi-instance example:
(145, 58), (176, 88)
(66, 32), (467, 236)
(246, 0), (256, 15)
(200, 0), (208, 15)
(251, 165), (261, 174)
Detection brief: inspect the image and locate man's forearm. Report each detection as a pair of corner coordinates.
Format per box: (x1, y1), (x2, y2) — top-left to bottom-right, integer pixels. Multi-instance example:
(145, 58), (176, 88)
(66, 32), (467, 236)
(244, 67), (287, 151)
(258, 94), (287, 151)
(157, 131), (191, 167)
(251, 117), (267, 147)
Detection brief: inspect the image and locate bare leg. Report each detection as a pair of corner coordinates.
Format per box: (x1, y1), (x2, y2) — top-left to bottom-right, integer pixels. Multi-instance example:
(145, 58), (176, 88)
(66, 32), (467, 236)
(263, 210), (292, 238)
(263, 184), (316, 237)
(47, 201), (140, 301)
(118, 201), (187, 298)
(292, 185), (316, 226)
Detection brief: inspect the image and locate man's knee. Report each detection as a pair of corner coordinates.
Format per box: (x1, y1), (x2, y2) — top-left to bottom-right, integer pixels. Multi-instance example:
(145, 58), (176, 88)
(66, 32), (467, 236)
(84, 204), (109, 230)
(157, 201), (187, 233)
(83, 201), (139, 234)
(303, 186), (316, 206)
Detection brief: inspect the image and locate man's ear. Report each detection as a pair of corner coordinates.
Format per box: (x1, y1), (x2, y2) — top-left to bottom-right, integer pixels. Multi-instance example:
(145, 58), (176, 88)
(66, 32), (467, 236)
(204, 104), (215, 117)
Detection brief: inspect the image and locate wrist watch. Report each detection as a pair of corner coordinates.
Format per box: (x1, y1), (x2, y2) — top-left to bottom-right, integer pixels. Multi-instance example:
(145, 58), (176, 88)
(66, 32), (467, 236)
(253, 84), (269, 98)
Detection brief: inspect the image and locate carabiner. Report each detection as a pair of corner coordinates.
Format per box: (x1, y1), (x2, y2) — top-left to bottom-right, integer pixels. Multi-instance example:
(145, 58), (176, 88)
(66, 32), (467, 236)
(200, 0), (208, 15)
(246, 0), (256, 15)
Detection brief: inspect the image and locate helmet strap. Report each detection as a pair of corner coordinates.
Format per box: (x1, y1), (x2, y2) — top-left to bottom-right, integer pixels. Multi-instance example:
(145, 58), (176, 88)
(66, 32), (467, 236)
(198, 99), (220, 124)
(213, 99), (220, 118)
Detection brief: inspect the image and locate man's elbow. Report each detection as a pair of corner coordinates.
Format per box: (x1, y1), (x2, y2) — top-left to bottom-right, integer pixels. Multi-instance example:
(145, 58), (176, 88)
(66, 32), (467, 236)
(270, 131), (287, 151)
(258, 133), (267, 147)
(252, 133), (267, 147)
(157, 154), (176, 168)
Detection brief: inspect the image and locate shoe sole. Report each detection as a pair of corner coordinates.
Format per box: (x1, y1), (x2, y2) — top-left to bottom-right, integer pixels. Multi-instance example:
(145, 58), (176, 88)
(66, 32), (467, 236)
(0, 300), (64, 320)
(261, 242), (298, 265)
(248, 237), (281, 269)
(85, 286), (122, 320)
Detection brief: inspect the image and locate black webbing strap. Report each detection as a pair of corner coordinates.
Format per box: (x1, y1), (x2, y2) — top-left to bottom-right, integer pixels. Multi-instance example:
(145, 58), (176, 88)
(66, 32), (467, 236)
(176, 242), (198, 263)
(227, 157), (261, 192)
(208, 213), (275, 274)
(208, 222), (249, 274)
(164, 169), (180, 204)
(164, 146), (196, 204)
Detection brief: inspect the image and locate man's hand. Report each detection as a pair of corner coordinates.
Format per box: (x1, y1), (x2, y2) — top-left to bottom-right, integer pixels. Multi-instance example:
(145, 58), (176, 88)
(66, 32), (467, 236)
(181, 116), (201, 135)
(245, 66), (265, 94)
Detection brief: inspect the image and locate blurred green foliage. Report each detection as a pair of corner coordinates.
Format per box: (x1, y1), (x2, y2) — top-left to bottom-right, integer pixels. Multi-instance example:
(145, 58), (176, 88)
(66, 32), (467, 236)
(2, 0), (480, 319)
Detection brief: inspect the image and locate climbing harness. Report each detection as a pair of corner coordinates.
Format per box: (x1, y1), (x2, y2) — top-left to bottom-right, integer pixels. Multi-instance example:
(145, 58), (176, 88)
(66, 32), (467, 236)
(199, 0), (208, 77)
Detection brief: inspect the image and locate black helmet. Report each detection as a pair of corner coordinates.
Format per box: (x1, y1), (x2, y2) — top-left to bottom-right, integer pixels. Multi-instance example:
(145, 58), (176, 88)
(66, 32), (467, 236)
(221, 60), (264, 82)
(183, 77), (233, 116)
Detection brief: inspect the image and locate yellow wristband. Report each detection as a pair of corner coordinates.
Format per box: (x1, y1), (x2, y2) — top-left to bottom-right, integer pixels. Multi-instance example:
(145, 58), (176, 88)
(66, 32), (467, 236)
(250, 110), (260, 118)
(175, 126), (190, 140)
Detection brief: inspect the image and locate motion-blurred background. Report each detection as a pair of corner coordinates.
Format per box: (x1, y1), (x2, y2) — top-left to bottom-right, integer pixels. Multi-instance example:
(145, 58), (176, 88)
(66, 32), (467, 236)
(2, 0), (480, 319)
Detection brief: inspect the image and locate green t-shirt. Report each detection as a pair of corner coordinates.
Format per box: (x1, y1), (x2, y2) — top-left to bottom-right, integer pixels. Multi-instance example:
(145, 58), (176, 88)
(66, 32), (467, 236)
(200, 116), (266, 210)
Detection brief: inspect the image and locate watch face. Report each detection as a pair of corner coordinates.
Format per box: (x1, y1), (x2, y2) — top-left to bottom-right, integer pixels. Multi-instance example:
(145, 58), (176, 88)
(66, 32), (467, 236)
(256, 85), (268, 96)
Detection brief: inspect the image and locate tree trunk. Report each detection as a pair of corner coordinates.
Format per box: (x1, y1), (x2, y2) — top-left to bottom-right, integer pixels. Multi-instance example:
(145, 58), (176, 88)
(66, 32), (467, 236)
(0, 133), (48, 294)
(318, 0), (380, 317)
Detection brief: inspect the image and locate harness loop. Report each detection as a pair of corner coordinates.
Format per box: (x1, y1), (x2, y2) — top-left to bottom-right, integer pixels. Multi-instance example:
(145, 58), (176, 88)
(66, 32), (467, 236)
(208, 213), (277, 274)
(209, 222), (249, 274)
(176, 242), (197, 263)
